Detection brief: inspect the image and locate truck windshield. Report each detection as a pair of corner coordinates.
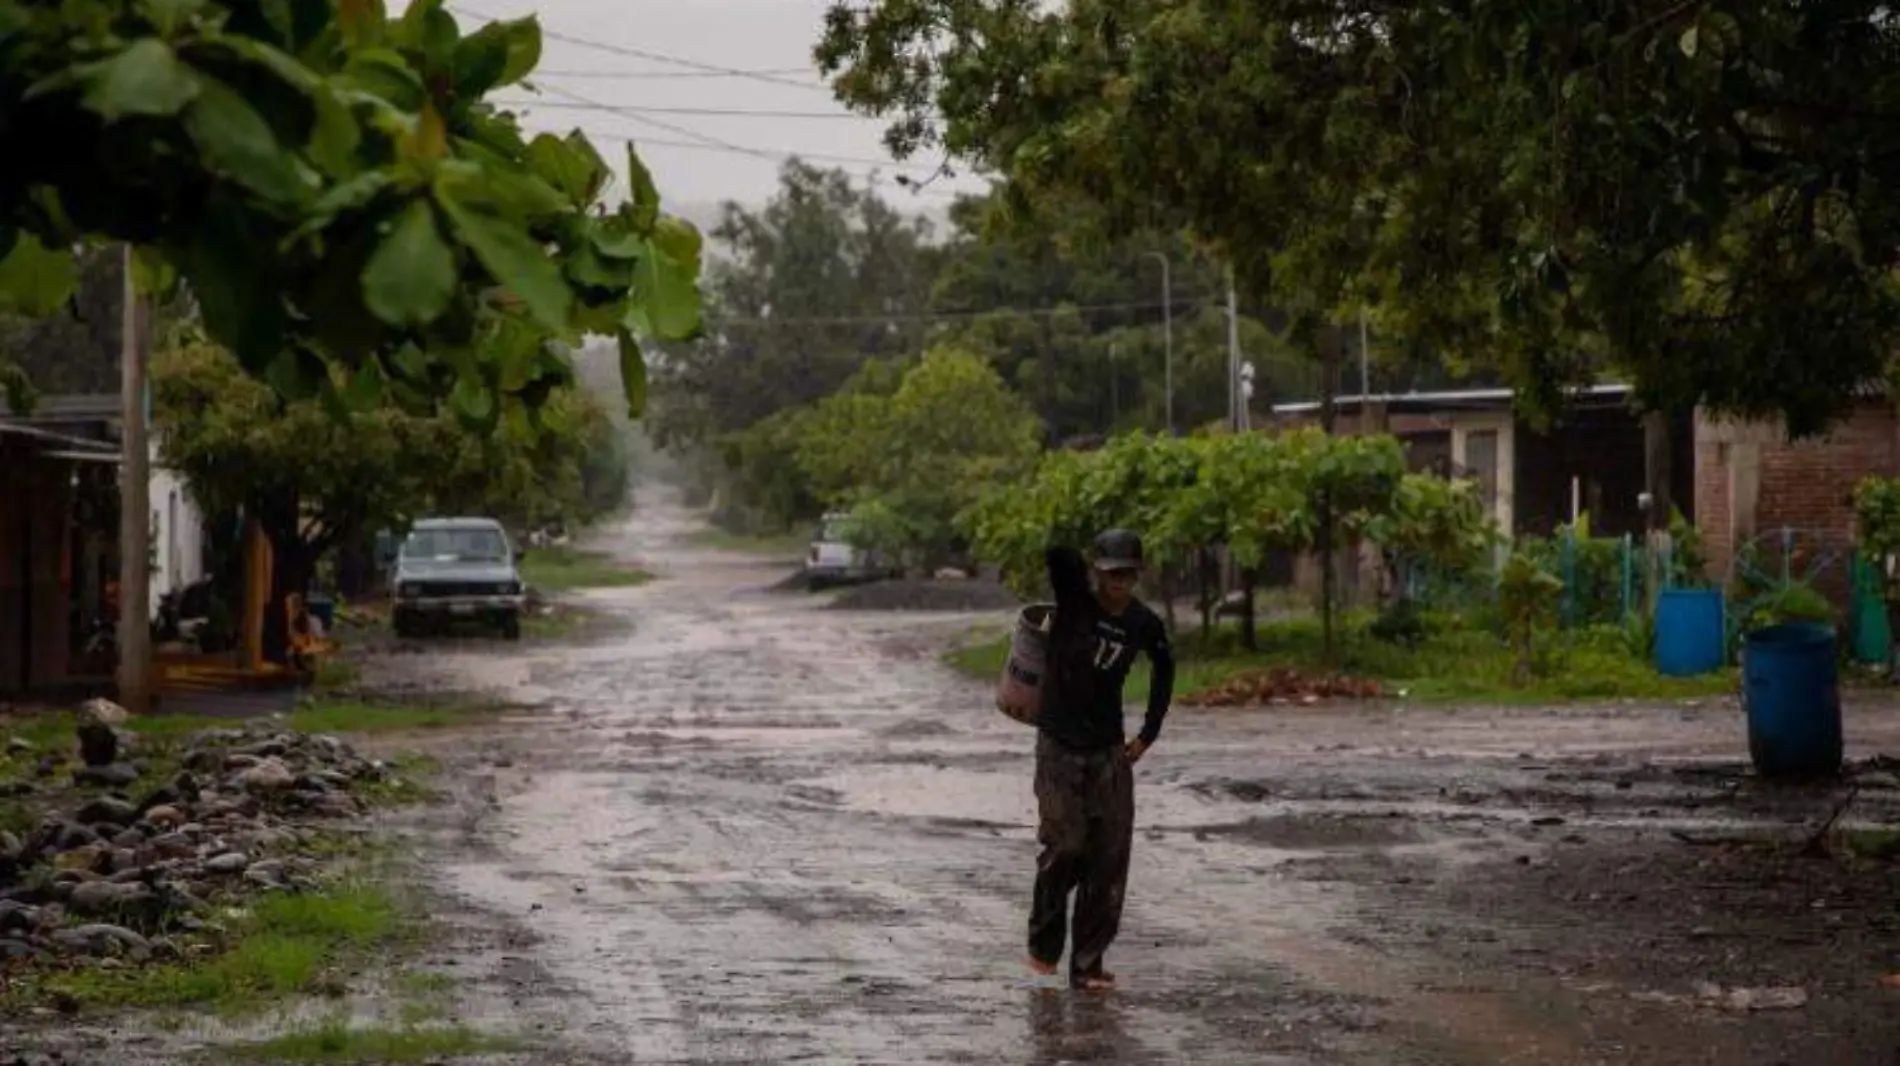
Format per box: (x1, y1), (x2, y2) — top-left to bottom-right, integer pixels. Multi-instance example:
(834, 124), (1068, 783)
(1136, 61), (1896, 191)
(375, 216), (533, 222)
(403, 528), (508, 562)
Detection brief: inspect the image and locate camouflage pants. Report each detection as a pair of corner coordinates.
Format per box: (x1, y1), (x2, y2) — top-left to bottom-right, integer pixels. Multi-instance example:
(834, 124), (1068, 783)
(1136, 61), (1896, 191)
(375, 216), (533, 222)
(1028, 732), (1134, 981)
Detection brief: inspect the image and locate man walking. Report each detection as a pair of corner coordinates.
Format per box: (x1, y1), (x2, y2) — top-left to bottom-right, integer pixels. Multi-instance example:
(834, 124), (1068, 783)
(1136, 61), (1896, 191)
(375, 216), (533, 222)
(1028, 529), (1176, 991)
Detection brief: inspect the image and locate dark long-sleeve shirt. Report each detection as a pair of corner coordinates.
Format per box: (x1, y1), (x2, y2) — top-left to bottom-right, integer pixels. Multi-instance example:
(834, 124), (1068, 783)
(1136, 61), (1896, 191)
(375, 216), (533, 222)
(1038, 547), (1176, 751)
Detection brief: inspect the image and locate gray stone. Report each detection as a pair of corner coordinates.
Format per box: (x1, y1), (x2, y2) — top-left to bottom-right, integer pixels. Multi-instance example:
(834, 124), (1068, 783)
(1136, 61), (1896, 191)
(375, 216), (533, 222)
(73, 763), (139, 788)
(0, 830), (21, 859)
(0, 901), (41, 933)
(67, 881), (152, 914)
(0, 937), (38, 960)
(107, 849), (140, 874)
(53, 923), (150, 959)
(75, 798), (139, 827)
(232, 758), (295, 794)
(110, 827), (146, 849)
(53, 823), (100, 851)
(204, 852), (249, 874)
(242, 859), (287, 886)
(6, 735), (32, 754)
(79, 699), (130, 727)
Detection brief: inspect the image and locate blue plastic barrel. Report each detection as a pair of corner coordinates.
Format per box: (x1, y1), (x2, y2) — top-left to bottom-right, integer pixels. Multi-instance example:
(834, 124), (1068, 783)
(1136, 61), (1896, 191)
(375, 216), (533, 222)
(1741, 623), (1843, 779)
(1654, 588), (1726, 676)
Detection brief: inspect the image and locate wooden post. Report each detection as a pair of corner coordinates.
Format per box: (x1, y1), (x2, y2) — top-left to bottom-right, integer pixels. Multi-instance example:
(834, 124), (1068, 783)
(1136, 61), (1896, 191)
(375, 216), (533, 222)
(115, 245), (151, 714)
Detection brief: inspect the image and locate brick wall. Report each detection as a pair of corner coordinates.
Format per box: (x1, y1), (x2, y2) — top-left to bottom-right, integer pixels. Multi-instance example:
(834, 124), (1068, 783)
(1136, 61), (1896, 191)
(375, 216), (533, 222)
(1696, 401), (1899, 596)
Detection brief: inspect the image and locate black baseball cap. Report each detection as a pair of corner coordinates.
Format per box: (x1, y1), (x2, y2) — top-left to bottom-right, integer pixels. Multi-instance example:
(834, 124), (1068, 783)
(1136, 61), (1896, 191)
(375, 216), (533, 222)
(1091, 529), (1144, 572)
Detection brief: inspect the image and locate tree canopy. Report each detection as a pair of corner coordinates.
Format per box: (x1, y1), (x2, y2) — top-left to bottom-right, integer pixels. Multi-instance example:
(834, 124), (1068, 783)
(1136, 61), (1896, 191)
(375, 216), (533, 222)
(818, 1), (1900, 436)
(0, 0), (703, 420)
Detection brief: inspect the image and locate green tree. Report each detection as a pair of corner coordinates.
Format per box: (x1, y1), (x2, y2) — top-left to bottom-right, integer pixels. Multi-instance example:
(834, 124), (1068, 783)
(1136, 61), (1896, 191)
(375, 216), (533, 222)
(1, 0), (701, 418)
(154, 339), (613, 661)
(651, 161), (939, 453)
(818, 0), (1900, 443)
(794, 347), (1042, 569)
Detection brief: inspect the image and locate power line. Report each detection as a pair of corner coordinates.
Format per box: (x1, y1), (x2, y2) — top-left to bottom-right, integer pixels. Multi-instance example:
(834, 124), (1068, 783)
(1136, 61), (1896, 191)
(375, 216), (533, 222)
(452, 4), (830, 91)
(521, 120), (970, 200)
(535, 68), (818, 81)
(713, 298), (1200, 329)
(493, 99), (881, 121)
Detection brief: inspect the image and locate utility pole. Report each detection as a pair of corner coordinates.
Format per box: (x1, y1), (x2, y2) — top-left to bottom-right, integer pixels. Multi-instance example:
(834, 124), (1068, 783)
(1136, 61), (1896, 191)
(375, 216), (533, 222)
(1225, 264), (1241, 433)
(1358, 312), (1372, 434)
(117, 244), (151, 715)
(1144, 252), (1174, 434)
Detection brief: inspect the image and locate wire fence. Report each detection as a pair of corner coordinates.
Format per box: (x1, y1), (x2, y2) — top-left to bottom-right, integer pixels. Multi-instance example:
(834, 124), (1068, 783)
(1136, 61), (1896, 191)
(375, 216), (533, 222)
(1396, 526), (1890, 662)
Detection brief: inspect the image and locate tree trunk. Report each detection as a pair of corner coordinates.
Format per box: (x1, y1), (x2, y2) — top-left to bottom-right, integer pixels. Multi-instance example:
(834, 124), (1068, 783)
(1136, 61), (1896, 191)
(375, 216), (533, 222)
(1160, 566), (1178, 636)
(335, 537), (372, 599)
(1318, 328), (1341, 663)
(1241, 567), (1258, 651)
(1198, 547), (1216, 647)
(1643, 409), (1673, 533)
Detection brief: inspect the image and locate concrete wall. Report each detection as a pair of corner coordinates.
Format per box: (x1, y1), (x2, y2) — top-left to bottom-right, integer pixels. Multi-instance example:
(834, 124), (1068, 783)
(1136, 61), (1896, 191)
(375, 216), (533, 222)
(150, 456), (205, 611)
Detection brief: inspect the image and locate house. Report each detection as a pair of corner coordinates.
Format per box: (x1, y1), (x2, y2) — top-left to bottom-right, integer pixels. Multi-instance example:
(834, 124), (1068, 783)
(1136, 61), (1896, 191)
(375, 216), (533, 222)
(1271, 385), (1696, 539)
(1694, 398), (1898, 599)
(0, 250), (210, 696)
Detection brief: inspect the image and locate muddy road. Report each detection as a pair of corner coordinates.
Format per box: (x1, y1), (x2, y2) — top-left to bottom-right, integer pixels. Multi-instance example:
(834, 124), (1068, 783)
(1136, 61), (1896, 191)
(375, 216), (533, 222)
(369, 492), (1900, 1065)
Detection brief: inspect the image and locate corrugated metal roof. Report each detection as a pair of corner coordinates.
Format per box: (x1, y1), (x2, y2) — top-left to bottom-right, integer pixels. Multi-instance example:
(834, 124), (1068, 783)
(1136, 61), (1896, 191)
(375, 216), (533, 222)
(1271, 383), (1632, 415)
(0, 420), (118, 452)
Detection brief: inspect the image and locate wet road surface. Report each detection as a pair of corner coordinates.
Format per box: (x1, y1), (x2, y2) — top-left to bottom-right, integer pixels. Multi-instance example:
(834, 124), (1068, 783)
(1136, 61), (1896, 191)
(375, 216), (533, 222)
(372, 491), (1900, 1065)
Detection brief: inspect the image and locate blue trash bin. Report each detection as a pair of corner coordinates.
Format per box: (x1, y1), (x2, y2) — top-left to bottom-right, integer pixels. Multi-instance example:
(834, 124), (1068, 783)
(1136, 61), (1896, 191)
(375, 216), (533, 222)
(1741, 623), (1843, 779)
(1654, 588), (1726, 676)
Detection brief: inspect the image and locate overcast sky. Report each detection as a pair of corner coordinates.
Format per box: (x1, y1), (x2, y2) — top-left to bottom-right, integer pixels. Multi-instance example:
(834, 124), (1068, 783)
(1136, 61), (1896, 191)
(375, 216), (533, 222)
(453, 0), (991, 221)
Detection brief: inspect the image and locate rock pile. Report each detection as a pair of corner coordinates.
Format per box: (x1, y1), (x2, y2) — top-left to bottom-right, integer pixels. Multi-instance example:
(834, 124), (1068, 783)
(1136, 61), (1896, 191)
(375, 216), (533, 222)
(0, 708), (400, 966)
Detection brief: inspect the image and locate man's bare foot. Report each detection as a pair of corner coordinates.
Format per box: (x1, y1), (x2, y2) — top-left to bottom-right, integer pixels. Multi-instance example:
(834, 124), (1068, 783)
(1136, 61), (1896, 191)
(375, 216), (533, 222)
(1071, 970), (1117, 992)
(1027, 955), (1059, 976)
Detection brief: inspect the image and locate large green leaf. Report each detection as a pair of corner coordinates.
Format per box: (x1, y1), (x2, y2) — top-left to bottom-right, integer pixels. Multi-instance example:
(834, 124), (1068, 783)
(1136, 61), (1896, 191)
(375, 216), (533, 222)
(337, 0), (387, 47)
(450, 373), (497, 428)
(450, 26), (509, 98)
(525, 133), (606, 209)
(436, 185), (572, 330)
(617, 331), (647, 419)
(341, 49), (424, 112)
(652, 216), (704, 277)
(72, 39), (202, 120)
(363, 199), (456, 326)
(183, 74), (307, 204)
(0, 235), (78, 317)
(460, 17), (541, 91)
(625, 143), (659, 231)
(623, 237), (702, 341)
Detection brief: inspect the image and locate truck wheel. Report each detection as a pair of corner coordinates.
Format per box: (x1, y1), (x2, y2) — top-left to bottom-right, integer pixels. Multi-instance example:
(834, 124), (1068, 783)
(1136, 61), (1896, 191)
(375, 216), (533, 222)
(393, 612), (416, 639)
(500, 612), (521, 641)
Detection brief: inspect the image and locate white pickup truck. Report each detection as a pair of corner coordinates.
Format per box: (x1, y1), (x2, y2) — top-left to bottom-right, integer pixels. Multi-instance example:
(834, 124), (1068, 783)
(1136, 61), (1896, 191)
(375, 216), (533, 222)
(805, 512), (898, 588)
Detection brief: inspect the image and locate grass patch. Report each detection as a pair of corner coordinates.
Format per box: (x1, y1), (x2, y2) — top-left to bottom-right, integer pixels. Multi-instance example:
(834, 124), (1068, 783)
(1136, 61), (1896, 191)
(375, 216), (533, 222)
(356, 753), (444, 809)
(224, 1020), (512, 1063)
(685, 527), (810, 558)
(518, 546), (652, 592)
(24, 881), (404, 1012)
(289, 699), (501, 736)
(309, 656), (362, 694)
(945, 613), (1740, 706)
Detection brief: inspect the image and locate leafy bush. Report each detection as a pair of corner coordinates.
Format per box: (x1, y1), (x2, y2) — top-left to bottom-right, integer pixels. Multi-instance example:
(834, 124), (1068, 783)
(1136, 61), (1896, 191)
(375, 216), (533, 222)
(1854, 476), (1900, 601)
(1498, 551), (1563, 684)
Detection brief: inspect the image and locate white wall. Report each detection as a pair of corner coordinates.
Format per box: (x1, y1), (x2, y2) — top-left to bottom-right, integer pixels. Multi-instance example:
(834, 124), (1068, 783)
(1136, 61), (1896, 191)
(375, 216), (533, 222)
(149, 451), (205, 614)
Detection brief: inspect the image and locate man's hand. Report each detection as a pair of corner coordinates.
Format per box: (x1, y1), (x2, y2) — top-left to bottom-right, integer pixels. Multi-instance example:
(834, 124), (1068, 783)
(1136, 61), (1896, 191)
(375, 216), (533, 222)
(1125, 737), (1150, 764)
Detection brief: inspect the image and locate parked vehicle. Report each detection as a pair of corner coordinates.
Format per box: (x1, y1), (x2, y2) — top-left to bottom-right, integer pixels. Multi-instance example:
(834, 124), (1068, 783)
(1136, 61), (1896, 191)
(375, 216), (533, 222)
(805, 512), (898, 588)
(388, 517), (526, 640)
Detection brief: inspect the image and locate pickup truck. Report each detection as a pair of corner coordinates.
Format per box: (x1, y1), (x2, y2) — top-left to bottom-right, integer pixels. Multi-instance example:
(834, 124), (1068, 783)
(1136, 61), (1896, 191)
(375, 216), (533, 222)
(389, 516), (526, 640)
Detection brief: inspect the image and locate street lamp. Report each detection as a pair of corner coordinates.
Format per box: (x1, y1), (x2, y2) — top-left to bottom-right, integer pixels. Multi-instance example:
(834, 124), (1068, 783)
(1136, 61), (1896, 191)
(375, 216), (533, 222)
(1142, 252), (1174, 434)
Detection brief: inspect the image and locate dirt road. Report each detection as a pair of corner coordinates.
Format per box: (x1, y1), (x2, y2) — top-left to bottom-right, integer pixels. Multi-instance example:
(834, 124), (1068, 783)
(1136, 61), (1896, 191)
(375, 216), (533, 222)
(374, 491), (1900, 1065)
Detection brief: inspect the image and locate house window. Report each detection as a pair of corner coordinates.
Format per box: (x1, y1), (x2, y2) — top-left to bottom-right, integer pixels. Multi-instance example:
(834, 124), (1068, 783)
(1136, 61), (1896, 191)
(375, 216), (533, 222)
(1466, 429), (1500, 515)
